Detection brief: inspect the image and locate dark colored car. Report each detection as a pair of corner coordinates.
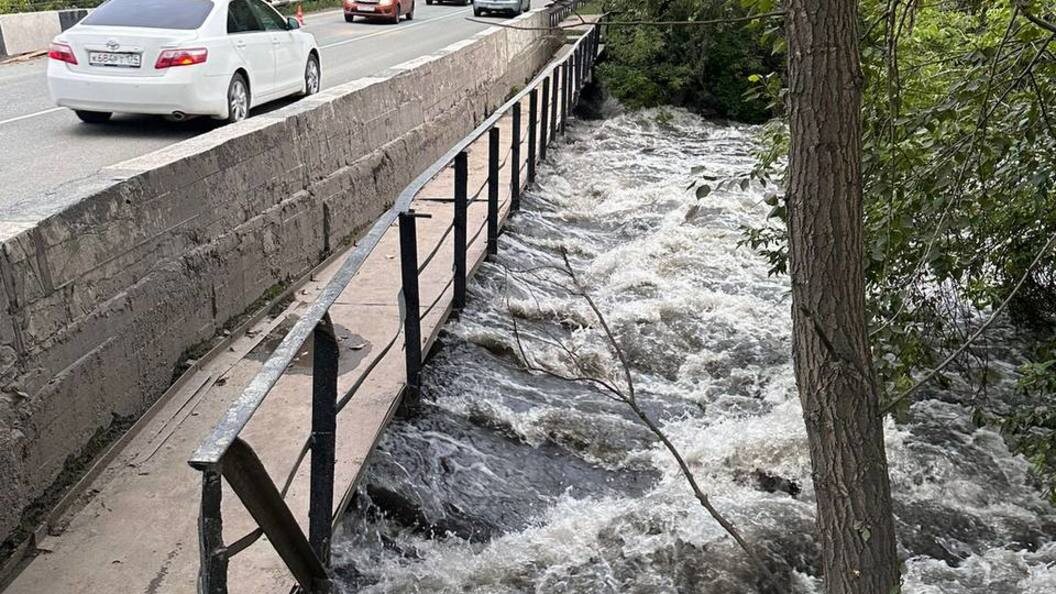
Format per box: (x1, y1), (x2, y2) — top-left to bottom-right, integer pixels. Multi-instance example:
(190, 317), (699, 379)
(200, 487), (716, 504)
(343, 0), (415, 23)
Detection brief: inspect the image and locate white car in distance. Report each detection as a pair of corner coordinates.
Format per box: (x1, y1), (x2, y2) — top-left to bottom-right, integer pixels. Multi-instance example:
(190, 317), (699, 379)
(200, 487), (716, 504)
(47, 0), (321, 124)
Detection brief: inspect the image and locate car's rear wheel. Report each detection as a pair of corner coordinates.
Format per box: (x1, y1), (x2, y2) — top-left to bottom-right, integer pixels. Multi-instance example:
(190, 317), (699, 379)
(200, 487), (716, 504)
(302, 54), (321, 97)
(425, 0), (432, 4)
(74, 110), (112, 124)
(406, 0), (414, 20)
(344, 13), (354, 21)
(226, 73), (249, 124)
(473, 7), (483, 16)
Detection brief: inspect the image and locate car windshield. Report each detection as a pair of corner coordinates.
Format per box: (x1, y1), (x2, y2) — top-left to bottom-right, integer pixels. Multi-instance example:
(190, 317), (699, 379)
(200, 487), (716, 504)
(81, 0), (215, 30)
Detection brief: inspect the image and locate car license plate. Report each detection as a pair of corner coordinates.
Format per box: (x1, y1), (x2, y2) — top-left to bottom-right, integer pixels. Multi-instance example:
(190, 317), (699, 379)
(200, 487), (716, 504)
(88, 51), (141, 68)
(358, 5), (374, 11)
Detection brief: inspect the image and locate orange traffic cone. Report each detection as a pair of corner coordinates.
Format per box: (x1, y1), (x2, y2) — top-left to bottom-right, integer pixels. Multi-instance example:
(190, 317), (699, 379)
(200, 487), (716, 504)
(296, 3), (304, 26)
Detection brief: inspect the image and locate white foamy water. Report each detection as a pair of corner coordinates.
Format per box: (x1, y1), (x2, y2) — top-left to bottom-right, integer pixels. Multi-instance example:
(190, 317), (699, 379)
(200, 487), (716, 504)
(332, 108), (1056, 593)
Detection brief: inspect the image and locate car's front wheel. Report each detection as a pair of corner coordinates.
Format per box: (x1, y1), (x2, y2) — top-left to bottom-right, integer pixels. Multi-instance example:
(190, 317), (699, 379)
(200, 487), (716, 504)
(74, 110), (112, 124)
(302, 54), (321, 97)
(344, 13), (354, 21)
(225, 73), (250, 124)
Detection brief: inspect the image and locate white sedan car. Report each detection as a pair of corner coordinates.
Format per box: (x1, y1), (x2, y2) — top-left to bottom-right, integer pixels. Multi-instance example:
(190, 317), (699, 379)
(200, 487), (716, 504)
(47, 0), (320, 124)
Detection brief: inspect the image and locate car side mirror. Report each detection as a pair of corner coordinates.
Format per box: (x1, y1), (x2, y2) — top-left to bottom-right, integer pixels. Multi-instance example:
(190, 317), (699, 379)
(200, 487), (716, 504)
(287, 17), (301, 29)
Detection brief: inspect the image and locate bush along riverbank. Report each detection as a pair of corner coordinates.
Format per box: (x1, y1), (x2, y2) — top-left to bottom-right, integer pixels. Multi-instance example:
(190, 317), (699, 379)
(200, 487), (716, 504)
(590, 0), (782, 123)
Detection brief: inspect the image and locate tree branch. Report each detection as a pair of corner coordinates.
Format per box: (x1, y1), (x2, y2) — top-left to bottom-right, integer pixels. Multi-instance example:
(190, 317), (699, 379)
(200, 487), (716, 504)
(881, 230), (1056, 414)
(498, 253), (782, 590)
(1018, 0), (1056, 34)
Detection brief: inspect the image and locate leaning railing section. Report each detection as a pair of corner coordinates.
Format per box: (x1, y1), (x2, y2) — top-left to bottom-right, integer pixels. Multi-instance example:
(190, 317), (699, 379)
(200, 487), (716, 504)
(188, 13), (603, 594)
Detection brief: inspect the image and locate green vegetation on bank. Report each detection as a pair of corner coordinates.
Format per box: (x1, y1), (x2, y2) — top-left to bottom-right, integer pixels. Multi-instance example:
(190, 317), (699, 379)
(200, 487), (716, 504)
(744, 0), (1056, 500)
(0, 0), (98, 13)
(591, 0), (781, 122)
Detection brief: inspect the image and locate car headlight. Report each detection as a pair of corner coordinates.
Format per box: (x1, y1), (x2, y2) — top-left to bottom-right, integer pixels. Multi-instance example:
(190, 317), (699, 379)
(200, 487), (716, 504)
(379, 0), (393, 5)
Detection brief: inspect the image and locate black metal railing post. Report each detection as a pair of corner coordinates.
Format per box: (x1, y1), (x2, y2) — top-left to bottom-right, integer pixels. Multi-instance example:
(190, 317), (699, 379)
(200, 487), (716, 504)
(549, 70), (559, 141)
(540, 78), (550, 162)
(594, 24), (600, 62)
(573, 48), (581, 107)
(511, 102), (522, 211)
(198, 469), (228, 594)
(578, 43), (584, 95)
(528, 89), (538, 182)
(561, 60), (570, 132)
(309, 314), (338, 565)
(398, 211), (423, 401)
(453, 151), (468, 310)
(570, 54), (576, 113)
(487, 127), (500, 256)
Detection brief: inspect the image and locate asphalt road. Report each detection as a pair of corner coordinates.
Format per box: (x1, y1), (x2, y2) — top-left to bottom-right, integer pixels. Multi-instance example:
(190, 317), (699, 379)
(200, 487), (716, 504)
(0, 2), (524, 210)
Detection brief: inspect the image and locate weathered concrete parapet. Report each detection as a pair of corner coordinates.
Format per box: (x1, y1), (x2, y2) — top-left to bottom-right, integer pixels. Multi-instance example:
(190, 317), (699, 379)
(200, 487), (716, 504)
(0, 9), (88, 58)
(0, 9), (558, 546)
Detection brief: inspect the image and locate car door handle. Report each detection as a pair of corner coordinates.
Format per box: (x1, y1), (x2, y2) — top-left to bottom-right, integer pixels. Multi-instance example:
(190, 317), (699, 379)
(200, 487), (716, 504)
(235, 40), (246, 48)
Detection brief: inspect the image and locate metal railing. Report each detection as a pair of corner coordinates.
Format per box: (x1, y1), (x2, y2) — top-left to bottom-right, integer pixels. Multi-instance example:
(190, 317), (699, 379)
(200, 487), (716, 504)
(188, 12), (603, 594)
(548, 0), (585, 27)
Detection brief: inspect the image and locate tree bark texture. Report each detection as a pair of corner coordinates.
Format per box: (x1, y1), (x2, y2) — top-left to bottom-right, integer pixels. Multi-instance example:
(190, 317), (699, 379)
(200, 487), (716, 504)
(785, 1), (901, 593)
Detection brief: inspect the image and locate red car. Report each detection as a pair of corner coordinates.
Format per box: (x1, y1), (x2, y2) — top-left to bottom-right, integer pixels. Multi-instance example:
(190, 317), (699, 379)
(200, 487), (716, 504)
(344, 0), (415, 22)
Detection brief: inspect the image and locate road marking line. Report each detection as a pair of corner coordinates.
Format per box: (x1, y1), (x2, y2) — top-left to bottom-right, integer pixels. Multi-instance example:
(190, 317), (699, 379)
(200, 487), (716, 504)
(320, 8), (473, 49)
(0, 107), (65, 127)
(0, 9), (475, 128)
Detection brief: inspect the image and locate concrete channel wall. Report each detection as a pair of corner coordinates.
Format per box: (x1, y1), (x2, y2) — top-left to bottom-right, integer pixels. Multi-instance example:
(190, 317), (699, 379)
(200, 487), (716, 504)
(0, 9), (88, 58)
(0, 10), (558, 545)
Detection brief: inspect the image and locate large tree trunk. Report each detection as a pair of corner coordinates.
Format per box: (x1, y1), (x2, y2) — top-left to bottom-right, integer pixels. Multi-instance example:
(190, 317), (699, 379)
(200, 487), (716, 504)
(785, 1), (901, 593)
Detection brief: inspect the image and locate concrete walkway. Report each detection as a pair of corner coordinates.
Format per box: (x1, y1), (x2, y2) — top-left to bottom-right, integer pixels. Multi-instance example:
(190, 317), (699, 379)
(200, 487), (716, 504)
(4, 62), (567, 592)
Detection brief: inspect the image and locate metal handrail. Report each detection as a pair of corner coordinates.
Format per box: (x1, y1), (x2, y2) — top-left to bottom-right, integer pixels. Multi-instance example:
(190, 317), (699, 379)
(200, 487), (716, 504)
(189, 22), (595, 470)
(188, 13), (603, 594)
(547, 0), (586, 26)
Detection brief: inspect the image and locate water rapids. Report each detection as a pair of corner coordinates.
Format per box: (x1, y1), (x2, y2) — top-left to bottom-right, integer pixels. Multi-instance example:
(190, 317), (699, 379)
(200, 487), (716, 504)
(331, 107), (1056, 593)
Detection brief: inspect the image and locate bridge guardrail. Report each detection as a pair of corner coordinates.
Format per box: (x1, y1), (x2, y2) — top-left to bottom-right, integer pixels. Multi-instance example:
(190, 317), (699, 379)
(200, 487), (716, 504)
(548, 0), (585, 27)
(187, 9), (603, 594)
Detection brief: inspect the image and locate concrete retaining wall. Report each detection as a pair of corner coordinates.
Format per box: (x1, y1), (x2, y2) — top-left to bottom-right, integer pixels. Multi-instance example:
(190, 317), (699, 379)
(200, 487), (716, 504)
(0, 8), (88, 58)
(0, 10), (558, 545)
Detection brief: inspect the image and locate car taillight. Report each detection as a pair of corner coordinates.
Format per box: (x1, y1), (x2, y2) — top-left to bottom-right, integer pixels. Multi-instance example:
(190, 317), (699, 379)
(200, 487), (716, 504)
(48, 43), (77, 65)
(155, 48), (208, 69)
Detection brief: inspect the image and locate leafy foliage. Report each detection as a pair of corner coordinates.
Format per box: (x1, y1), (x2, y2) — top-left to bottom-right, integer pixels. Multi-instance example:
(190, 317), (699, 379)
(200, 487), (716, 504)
(0, 0), (100, 14)
(592, 0), (783, 122)
(740, 0), (1056, 494)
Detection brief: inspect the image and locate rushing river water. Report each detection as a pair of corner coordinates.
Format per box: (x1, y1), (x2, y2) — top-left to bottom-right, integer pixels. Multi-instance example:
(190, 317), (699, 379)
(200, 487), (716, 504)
(332, 107), (1056, 593)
